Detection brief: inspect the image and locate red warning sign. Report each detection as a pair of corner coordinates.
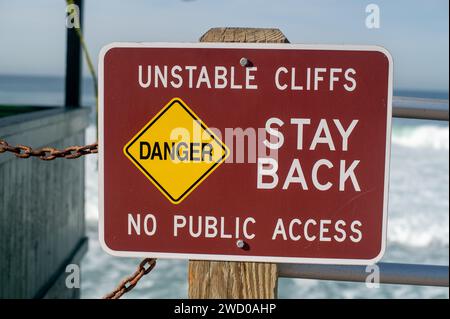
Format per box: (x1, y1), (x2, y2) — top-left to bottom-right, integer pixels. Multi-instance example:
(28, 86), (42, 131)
(99, 43), (392, 264)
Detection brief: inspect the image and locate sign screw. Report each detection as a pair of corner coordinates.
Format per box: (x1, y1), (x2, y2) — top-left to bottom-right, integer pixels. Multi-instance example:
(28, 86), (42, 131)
(236, 240), (245, 249)
(239, 57), (249, 67)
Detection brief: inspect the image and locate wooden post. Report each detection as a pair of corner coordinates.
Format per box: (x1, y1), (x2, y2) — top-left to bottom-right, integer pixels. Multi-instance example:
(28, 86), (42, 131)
(188, 27), (290, 299)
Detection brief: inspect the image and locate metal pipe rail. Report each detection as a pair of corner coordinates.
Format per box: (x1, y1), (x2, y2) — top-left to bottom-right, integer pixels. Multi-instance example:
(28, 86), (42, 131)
(278, 263), (449, 287)
(393, 96), (449, 121)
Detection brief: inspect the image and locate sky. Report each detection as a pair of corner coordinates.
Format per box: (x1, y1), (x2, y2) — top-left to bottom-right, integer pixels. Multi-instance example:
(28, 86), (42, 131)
(0, 0), (448, 92)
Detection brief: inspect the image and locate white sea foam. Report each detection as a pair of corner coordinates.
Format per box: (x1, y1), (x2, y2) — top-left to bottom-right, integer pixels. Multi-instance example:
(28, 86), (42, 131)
(392, 125), (449, 150)
(85, 125), (99, 222)
(388, 215), (449, 248)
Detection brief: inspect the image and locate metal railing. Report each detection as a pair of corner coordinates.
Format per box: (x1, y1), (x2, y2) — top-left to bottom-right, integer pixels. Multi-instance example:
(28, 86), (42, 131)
(279, 262), (449, 287)
(278, 96), (449, 287)
(393, 96), (449, 121)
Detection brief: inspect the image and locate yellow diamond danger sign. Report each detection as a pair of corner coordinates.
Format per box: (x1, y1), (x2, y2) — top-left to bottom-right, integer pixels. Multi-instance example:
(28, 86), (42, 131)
(123, 98), (229, 204)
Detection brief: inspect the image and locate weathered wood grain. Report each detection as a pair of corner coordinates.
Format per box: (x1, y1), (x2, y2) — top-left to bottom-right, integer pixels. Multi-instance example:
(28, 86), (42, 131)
(199, 27), (290, 43)
(189, 28), (288, 299)
(0, 108), (89, 298)
(189, 260), (278, 299)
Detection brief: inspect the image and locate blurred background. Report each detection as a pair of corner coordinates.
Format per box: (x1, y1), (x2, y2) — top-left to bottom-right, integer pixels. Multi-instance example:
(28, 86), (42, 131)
(0, 0), (448, 298)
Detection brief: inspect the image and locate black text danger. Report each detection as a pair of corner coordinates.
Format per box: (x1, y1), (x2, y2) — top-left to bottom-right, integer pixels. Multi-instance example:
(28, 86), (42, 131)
(139, 141), (213, 162)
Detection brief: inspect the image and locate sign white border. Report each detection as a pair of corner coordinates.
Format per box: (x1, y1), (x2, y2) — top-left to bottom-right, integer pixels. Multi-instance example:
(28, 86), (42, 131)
(98, 42), (393, 265)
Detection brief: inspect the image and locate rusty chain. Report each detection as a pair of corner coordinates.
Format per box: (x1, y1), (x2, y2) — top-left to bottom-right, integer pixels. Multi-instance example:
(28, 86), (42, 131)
(103, 258), (157, 299)
(0, 139), (98, 160)
(1, 138), (157, 299)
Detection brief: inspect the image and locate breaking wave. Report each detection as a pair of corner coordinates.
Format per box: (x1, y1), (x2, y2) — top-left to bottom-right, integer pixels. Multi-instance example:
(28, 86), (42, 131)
(392, 124), (449, 151)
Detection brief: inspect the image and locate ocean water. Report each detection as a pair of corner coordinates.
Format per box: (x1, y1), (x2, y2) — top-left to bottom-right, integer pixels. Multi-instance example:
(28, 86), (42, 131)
(0, 75), (448, 299)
